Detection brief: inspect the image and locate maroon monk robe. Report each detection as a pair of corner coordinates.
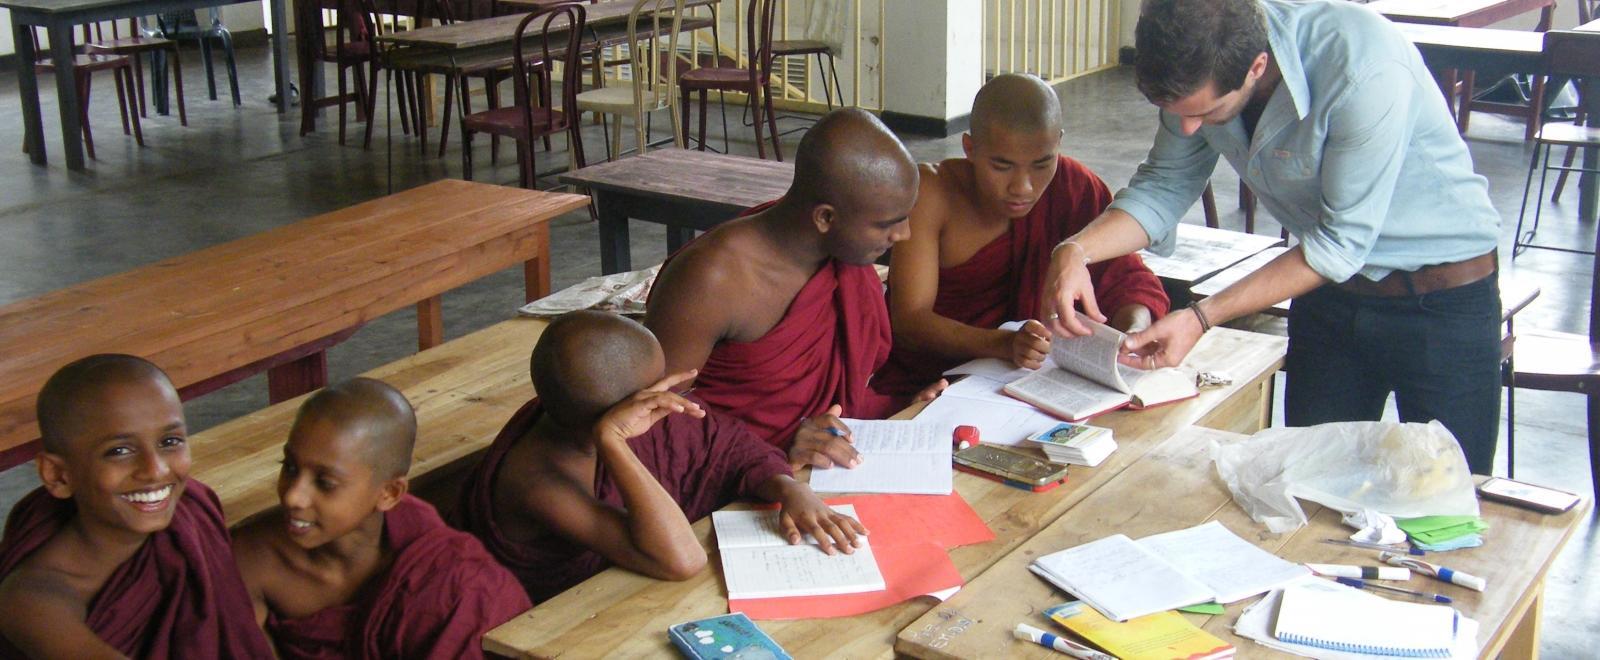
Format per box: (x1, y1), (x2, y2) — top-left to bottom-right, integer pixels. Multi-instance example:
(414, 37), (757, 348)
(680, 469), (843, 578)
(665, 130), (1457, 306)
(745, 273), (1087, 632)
(453, 395), (793, 603)
(265, 495), (529, 660)
(653, 199), (900, 448)
(0, 480), (273, 658)
(872, 156), (1171, 396)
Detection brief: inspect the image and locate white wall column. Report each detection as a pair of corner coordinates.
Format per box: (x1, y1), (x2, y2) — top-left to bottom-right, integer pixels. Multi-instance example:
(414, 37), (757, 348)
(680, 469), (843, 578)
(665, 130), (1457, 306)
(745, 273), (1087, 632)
(880, 0), (983, 137)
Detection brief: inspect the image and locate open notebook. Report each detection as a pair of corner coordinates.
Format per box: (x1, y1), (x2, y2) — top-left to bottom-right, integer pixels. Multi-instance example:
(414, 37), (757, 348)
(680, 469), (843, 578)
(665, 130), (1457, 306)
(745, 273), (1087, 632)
(807, 419), (952, 495)
(1030, 522), (1310, 621)
(713, 505), (885, 600)
(1274, 580), (1459, 658)
(1003, 313), (1197, 421)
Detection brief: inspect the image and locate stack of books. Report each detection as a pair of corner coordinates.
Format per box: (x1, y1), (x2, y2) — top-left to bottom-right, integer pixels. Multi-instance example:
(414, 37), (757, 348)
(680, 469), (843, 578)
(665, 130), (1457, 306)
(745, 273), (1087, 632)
(1027, 422), (1117, 466)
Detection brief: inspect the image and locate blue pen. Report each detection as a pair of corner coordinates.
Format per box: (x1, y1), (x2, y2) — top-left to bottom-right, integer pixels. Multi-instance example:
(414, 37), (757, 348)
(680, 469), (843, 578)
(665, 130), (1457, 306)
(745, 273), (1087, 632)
(1334, 577), (1452, 603)
(825, 427), (847, 437)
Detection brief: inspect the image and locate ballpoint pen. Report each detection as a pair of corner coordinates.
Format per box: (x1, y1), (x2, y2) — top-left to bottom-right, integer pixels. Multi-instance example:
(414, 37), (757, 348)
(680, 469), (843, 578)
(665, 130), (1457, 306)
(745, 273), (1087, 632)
(1013, 624), (1114, 659)
(1380, 552), (1488, 592)
(1333, 577), (1453, 603)
(1306, 563), (1411, 581)
(1322, 538), (1426, 555)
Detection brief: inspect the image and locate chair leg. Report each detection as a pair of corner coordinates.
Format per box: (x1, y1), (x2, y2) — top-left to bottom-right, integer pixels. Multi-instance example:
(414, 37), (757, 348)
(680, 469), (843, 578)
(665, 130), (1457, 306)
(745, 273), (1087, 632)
(1552, 110), (1586, 201)
(461, 123), (474, 181)
(681, 87), (694, 150)
(750, 91), (766, 160)
(1457, 70), (1475, 134)
(132, 53), (148, 118)
(1588, 395), (1599, 502)
(437, 73), (456, 159)
(170, 47), (187, 126)
(219, 29), (240, 106)
(698, 90), (710, 152)
(337, 62), (349, 146)
(487, 76), (501, 165)
(1201, 183), (1219, 228)
(827, 52), (842, 108)
(363, 61), (380, 149)
(123, 66), (144, 146)
(114, 69), (133, 136)
(570, 119), (587, 171)
(1525, 74), (1545, 143)
(200, 35), (218, 101)
(1513, 140), (1544, 254)
(79, 74), (97, 160)
(765, 86), (782, 161)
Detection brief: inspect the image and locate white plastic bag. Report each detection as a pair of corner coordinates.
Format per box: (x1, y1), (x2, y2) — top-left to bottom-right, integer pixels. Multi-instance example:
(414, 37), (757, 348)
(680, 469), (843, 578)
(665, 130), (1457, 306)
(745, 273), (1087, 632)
(1211, 420), (1479, 533)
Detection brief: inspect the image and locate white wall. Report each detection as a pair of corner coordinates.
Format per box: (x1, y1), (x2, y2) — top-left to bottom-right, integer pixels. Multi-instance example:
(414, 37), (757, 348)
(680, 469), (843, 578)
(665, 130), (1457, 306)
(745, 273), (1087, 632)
(2, 4), (268, 57)
(882, 0), (983, 121)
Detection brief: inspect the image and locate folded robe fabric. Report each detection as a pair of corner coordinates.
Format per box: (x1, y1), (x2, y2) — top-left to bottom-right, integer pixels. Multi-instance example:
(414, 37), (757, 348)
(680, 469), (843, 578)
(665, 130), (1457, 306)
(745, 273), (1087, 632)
(873, 156), (1171, 397)
(0, 480), (273, 658)
(653, 199), (900, 448)
(455, 396), (792, 603)
(265, 495), (531, 659)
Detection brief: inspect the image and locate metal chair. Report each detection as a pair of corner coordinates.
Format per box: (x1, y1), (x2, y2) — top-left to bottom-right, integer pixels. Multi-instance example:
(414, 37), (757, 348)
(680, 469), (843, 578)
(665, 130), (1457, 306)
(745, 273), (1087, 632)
(20, 27), (142, 159)
(678, 0), (781, 160)
(80, 18), (186, 125)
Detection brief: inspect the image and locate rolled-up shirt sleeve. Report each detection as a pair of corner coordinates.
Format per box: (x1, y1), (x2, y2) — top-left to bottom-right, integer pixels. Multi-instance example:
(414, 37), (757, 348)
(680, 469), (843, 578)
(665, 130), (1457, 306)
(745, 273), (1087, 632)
(1299, 61), (1415, 283)
(1108, 111), (1220, 256)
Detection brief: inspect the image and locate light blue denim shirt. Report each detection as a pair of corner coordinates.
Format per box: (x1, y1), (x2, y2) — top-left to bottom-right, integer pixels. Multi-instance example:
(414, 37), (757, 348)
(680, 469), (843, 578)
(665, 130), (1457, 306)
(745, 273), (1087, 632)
(1108, 0), (1501, 283)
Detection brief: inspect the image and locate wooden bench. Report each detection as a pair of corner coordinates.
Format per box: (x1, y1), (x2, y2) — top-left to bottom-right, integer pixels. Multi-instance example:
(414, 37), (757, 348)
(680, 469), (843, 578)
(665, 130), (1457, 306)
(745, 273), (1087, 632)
(897, 425), (1591, 659)
(481, 328), (1288, 657)
(194, 317), (550, 527)
(0, 180), (586, 467)
(559, 149), (794, 274)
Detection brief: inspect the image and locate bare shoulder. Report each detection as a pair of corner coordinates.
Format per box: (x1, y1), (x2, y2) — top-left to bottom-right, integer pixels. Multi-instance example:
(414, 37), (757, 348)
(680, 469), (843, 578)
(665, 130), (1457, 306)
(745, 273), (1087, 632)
(229, 519), (286, 582)
(648, 221), (764, 319)
(911, 160), (970, 226)
(0, 554), (92, 650)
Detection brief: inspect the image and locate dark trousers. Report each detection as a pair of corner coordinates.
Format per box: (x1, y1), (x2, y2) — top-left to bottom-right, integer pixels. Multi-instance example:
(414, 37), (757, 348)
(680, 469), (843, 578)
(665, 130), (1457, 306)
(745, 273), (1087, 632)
(1285, 275), (1502, 474)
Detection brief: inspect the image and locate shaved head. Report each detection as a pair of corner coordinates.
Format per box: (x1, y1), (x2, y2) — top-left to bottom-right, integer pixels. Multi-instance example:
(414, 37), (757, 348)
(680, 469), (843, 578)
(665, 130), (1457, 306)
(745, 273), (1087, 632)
(37, 354), (175, 454)
(970, 73), (1062, 142)
(531, 311), (664, 427)
(292, 378), (417, 480)
(788, 108), (918, 218)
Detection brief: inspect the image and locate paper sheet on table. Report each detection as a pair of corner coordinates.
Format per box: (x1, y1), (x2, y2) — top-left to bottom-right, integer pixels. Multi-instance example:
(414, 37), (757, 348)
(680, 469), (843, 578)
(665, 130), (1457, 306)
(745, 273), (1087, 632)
(914, 388), (1063, 446)
(724, 493), (993, 620)
(516, 266), (658, 316)
(808, 420), (952, 494)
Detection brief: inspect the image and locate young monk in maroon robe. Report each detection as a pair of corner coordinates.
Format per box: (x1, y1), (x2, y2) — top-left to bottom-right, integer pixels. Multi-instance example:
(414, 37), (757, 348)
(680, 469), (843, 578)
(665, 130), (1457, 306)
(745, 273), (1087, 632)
(0, 354), (273, 658)
(455, 311), (865, 603)
(231, 377), (529, 659)
(647, 108), (932, 469)
(875, 74), (1171, 396)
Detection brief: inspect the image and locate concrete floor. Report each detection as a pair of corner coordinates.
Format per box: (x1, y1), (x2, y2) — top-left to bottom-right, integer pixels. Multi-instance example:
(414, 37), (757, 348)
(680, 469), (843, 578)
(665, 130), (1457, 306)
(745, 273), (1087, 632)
(1, 39), (1595, 655)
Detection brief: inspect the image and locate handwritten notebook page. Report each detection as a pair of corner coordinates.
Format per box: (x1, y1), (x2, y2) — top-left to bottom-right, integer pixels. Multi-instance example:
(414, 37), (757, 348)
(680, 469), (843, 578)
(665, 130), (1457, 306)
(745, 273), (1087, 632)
(807, 420), (952, 494)
(713, 505), (886, 600)
(1030, 534), (1213, 622)
(1138, 521), (1311, 604)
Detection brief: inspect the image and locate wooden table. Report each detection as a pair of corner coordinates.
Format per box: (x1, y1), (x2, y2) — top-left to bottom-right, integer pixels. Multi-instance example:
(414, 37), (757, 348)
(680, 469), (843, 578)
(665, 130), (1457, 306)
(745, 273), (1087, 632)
(1138, 224), (1286, 306)
(560, 149), (794, 273)
(193, 316), (549, 527)
(481, 327), (1288, 658)
(1, 0), (292, 171)
(0, 180), (586, 465)
(896, 425), (1591, 659)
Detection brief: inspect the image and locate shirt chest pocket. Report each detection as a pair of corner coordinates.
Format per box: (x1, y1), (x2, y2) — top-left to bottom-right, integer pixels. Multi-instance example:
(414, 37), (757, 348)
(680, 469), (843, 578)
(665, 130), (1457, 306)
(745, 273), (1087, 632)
(1260, 148), (1319, 192)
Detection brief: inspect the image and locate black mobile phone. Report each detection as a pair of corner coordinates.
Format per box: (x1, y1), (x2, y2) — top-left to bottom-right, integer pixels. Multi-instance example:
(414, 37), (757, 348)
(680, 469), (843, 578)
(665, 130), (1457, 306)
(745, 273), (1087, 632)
(1477, 477), (1582, 514)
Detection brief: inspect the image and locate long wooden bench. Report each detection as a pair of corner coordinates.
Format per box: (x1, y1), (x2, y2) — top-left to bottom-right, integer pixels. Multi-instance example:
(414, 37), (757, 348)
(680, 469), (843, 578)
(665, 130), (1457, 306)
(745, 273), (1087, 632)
(194, 317), (549, 527)
(0, 180), (587, 467)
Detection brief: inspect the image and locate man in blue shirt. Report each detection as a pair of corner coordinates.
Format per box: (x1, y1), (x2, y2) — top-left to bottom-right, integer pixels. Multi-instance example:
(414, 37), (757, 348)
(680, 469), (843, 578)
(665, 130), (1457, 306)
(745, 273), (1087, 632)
(1040, 0), (1502, 473)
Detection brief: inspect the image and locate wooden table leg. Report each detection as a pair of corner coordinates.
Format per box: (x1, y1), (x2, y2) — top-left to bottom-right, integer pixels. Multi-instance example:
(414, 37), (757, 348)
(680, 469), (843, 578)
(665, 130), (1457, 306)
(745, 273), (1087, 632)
(270, 0), (290, 113)
(417, 295), (444, 351)
(525, 256), (552, 304)
(13, 21), (45, 165)
(47, 20), (86, 171)
(1503, 581), (1543, 659)
(666, 226), (696, 254)
(267, 351), (329, 403)
(598, 194), (632, 275)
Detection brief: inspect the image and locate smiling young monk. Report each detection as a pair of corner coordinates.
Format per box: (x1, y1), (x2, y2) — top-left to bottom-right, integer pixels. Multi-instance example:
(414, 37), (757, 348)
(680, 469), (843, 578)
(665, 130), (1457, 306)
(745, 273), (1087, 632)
(646, 108), (926, 469)
(455, 311), (864, 604)
(231, 378), (529, 659)
(872, 74), (1169, 397)
(0, 354), (272, 658)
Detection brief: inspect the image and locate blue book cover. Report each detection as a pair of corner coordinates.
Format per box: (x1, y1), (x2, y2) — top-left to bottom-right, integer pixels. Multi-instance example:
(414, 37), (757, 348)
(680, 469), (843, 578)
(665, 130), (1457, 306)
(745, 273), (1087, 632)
(668, 612), (793, 660)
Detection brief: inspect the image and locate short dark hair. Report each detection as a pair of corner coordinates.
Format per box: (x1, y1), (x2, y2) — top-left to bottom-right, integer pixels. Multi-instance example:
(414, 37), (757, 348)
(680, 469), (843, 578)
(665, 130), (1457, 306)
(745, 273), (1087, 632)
(1135, 0), (1269, 105)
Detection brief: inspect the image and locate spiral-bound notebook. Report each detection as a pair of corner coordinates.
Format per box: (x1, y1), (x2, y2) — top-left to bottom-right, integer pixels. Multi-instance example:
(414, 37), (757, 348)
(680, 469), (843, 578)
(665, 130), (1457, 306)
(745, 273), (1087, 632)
(1273, 581), (1459, 658)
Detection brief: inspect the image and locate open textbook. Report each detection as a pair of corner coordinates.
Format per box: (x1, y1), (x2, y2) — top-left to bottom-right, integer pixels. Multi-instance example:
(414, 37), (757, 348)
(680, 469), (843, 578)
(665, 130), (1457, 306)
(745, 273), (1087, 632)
(1002, 313), (1198, 421)
(713, 504), (885, 600)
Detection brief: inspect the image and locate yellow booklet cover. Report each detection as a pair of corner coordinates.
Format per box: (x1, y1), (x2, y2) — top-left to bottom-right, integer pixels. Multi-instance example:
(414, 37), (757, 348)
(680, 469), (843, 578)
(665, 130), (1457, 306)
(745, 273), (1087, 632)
(1044, 602), (1234, 660)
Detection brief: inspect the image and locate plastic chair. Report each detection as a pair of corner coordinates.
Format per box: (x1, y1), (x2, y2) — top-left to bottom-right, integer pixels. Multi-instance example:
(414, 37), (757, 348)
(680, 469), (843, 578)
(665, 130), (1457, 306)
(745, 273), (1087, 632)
(21, 27), (142, 159)
(80, 18), (187, 125)
(576, 0), (686, 160)
(459, 2), (589, 188)
(678, 0), (780, 160)
(156, 9), (239, 106)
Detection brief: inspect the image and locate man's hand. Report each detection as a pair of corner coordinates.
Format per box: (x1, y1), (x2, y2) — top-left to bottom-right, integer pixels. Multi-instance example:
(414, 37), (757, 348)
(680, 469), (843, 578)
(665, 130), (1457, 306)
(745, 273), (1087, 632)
(1011, 320), (1052, 369)
(1119, 309), (1204, 370)
(790, 404), (860, 469)
(594, 370), (705, 445)
(913, 378), (949, 403)
(1041, 242), (1106, 337)
(777, 485), (867, 555)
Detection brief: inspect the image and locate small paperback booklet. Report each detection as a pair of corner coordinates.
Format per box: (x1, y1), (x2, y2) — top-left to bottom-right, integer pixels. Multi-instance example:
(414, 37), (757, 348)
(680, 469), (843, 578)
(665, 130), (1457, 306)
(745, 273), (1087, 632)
(1027, 422), (1117, 467)
(712, 504), (885, 600)
(1003, 313), (1198, 421)
(1044, 601), (1234, 660)
(667, 612), (793, 660)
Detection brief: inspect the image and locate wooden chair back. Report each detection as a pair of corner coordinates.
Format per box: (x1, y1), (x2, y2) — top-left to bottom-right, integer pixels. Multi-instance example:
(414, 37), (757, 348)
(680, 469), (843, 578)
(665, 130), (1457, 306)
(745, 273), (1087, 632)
(746, 0), (778, 86)
(512, 2), (588, 135)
